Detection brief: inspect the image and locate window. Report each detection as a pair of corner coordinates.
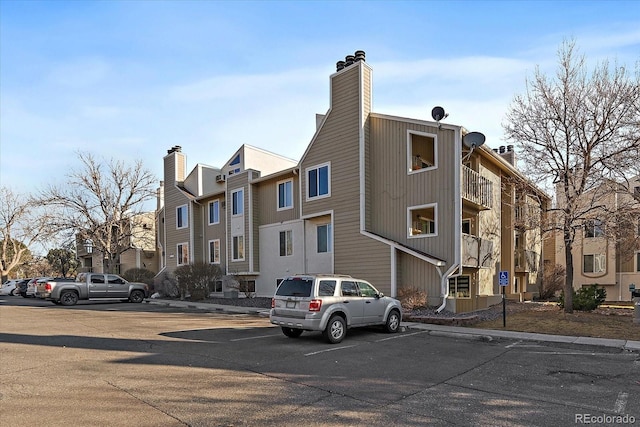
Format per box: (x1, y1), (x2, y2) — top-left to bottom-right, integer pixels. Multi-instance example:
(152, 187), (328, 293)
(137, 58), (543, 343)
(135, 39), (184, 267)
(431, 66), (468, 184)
(208, 200), (220, 225)
(209, 239), (220, 264)
(637, 218), (640, 237)
(318, 280), (337, 296)
(232, 189), (244, 215)
(278, 179), (293, 210)
(177, 243), (189, 266)
(230, 154), (240, 166)
(408, 131), (437, 173)
(448, 276), (470, 298)
(107, 275), (125, 285)
(584, 219), (604, 238)
(279, 230), (293, 256)
(583, 254), (605, 273)
(307, 163), (330, 199)
(213, 280), (223, 293)
(358, 282), (377, 297)
(462, 219), (471, 235)
(341, 281), (358, 296)
(317, 224), (332, 253)
(637, 252), (640, 273)
(232, 235), (244, 261)
(409, 204), (437, 237)
(176, 205), (188, 229)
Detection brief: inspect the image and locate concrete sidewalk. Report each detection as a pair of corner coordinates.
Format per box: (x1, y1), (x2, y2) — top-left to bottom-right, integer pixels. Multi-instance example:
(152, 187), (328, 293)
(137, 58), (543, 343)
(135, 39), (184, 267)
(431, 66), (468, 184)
(144, 298), (640, 353)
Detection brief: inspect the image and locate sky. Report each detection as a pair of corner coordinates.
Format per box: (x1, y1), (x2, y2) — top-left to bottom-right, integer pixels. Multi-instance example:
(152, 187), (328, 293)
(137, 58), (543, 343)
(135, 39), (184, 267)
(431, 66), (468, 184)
(1, 0), (639, 198)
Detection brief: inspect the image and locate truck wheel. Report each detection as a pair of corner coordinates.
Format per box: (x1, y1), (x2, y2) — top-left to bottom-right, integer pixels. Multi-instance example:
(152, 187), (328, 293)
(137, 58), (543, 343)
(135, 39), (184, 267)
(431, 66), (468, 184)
(129, 290), (145, 303)
(323, 315), (346, 344)
(59, 290), (79, 306)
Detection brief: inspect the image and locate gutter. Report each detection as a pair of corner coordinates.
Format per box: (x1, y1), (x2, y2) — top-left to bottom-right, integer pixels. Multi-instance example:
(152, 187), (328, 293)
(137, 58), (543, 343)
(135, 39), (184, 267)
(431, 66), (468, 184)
(436, 263), (459, 313)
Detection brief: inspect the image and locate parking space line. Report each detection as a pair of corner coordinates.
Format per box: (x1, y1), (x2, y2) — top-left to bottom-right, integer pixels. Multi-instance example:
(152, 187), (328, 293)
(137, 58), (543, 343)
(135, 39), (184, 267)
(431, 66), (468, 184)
(614, 391), (628, 413)
(230, 334), (277, 342)
(375, 331), (428, 342)
(305, 345), (357, 356)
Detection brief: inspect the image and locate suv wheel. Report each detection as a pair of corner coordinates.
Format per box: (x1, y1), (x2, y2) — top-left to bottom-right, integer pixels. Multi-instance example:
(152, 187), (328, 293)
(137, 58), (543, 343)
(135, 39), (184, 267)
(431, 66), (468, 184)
(323, 315), (346, 344)
(385, 309), (401, 333)
(281, 327), (303, 338)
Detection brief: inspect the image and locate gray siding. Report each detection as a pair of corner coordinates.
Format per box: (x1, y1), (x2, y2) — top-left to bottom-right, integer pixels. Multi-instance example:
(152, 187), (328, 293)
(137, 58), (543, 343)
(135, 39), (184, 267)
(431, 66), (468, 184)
(162, 152), (191, 274)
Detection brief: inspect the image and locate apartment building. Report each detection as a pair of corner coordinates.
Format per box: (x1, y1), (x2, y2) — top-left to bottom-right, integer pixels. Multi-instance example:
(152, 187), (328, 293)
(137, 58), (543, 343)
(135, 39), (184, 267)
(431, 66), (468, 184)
(77, 212), (158, 274)
(156, 51), (549, 313)
(550, 176), (640, 301)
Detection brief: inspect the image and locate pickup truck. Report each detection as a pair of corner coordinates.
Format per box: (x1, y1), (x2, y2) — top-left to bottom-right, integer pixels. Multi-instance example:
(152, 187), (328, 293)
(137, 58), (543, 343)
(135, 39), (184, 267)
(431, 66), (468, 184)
(36, 273), (149, 306)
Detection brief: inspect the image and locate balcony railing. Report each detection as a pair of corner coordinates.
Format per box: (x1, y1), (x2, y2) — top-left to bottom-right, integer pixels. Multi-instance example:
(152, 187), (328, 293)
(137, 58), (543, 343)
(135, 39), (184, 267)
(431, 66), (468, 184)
(462, 165), (493, 209)
(461, 233), (494, 268)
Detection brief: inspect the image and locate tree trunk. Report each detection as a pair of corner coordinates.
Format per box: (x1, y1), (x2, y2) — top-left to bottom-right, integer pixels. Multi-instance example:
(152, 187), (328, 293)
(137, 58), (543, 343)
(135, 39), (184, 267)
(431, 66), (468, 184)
(563, 232), (574, 313)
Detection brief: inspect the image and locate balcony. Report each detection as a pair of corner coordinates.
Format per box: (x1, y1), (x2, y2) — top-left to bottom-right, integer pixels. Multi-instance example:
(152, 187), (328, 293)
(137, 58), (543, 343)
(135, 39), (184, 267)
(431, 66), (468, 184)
(515, 249), (539, 272)
(461, 233), (494, 268)
(462, 165), (493, 209)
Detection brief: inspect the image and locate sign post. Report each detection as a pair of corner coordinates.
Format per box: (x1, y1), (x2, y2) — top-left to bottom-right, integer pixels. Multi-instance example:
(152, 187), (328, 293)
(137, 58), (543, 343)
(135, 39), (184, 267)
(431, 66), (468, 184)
(499, 271), (509, 327)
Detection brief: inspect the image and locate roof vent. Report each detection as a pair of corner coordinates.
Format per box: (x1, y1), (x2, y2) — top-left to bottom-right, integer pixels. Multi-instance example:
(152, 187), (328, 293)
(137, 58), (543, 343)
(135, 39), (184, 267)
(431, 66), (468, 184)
(354, 50), (365, 62)
(345, 55), (355, 66)
(336, 60), (346, 71)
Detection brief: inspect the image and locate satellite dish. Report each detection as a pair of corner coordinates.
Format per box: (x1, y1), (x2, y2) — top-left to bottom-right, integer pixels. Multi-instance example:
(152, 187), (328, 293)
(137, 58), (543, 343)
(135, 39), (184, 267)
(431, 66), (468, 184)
(431, 106), (447, 122)
(463, 132), (486, 149)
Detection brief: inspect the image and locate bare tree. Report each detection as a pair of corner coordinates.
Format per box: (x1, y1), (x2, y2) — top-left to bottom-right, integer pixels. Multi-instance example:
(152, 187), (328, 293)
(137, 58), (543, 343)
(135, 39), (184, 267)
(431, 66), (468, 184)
(503, 40), (640, 312)
(38, 152), (157, 274)
(0, 187), (51, 280)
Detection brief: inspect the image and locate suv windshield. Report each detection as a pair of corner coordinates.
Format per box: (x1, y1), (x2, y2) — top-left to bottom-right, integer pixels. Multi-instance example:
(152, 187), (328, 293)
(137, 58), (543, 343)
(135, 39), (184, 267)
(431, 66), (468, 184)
(276, 278), (313, 297)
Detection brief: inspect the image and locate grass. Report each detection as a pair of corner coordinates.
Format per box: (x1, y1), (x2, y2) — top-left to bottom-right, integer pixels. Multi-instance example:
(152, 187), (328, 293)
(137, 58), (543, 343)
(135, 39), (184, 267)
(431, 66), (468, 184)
(470, 303), (640, 342)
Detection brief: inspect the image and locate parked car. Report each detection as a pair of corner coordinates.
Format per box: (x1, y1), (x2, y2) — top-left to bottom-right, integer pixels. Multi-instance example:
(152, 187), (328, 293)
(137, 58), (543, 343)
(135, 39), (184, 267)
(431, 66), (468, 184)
(25, 277), (52, 298)
(16, 278), (32, 297)
(0, 280), (20, 296)
(270, 274), (402, 344)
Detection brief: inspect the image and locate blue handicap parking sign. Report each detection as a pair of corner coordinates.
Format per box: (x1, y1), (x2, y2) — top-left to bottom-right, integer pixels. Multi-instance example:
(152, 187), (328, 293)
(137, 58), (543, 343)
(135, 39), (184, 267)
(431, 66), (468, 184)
(499, 271), (509, 286)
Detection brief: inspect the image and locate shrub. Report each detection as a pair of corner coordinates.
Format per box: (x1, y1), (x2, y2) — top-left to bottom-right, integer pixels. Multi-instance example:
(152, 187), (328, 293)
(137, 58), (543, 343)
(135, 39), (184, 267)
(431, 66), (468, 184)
(153, 271), (179, 298)
(228, 274), (255, 298)
(559, 284), (606, 311)
(122, 268), (155, 287)
(174, 262), (223, 301)
(397, 286), (427, 310)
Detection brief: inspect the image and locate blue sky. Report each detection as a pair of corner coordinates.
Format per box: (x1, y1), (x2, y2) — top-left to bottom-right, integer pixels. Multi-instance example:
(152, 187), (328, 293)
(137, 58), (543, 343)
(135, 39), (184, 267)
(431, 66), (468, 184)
(1, 0), (639, 196)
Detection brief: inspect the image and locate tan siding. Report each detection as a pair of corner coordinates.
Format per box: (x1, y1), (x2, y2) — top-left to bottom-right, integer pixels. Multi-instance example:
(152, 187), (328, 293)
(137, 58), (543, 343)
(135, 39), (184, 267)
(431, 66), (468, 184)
(368, 116), (457, 265)
(399, 252), (442, 304)
(162, 153), (191, 275)
(227, 173), (250, 273)
(192, 203), (203, 262)
(256, 174), (299, 225)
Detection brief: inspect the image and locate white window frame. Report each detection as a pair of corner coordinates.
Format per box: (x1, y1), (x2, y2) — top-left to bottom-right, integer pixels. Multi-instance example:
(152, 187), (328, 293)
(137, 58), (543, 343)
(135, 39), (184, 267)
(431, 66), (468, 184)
(232, 235), (245, 261)
(232, 188), (244, 216)
(306, 162), (331, 201)
(209, 239), (220, 264)
(177, 242), (189, 266)
(635, 251), (640, 273)
(208, 200), (220, 225)
(277, 179), (294, 211)
(407, 130), (438, 174)
(448, 275), (471, 299)
(279, 230), (293, 257)
(583, 253), (606, 274)
(317, 223), (332, 253)
(584, 219), (605, 238)
(407, 203), (438, 238)
(176, 204), (188, 229)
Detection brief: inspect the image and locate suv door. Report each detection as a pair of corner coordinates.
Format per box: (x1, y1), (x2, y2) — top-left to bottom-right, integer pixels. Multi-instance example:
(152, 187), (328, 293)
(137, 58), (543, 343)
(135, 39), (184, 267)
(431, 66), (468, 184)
(358, 281), (386, 323)
(340, 280), (364, 325)
(106, 275), (129, 298)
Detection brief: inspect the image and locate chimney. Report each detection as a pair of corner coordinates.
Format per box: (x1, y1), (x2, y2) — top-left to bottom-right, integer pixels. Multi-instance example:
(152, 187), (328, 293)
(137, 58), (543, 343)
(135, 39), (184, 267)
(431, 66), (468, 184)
(167, 145), (182, 154)
(336, 50), (366, 72)
(500, 145), (516, 166)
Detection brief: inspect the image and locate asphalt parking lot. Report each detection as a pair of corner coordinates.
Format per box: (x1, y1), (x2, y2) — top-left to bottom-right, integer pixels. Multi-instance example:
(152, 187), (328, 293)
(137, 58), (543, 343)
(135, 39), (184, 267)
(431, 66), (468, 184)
(1, 295), (639, 426)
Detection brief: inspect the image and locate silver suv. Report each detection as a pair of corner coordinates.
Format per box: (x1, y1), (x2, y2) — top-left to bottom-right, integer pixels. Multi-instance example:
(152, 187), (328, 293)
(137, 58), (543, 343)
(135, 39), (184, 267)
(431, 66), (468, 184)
(270, 274), (402, 343)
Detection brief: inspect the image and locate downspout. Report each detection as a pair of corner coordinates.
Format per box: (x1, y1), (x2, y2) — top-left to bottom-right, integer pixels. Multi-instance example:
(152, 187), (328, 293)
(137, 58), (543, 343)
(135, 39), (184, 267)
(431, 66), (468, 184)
(436, 263), (459, 313)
